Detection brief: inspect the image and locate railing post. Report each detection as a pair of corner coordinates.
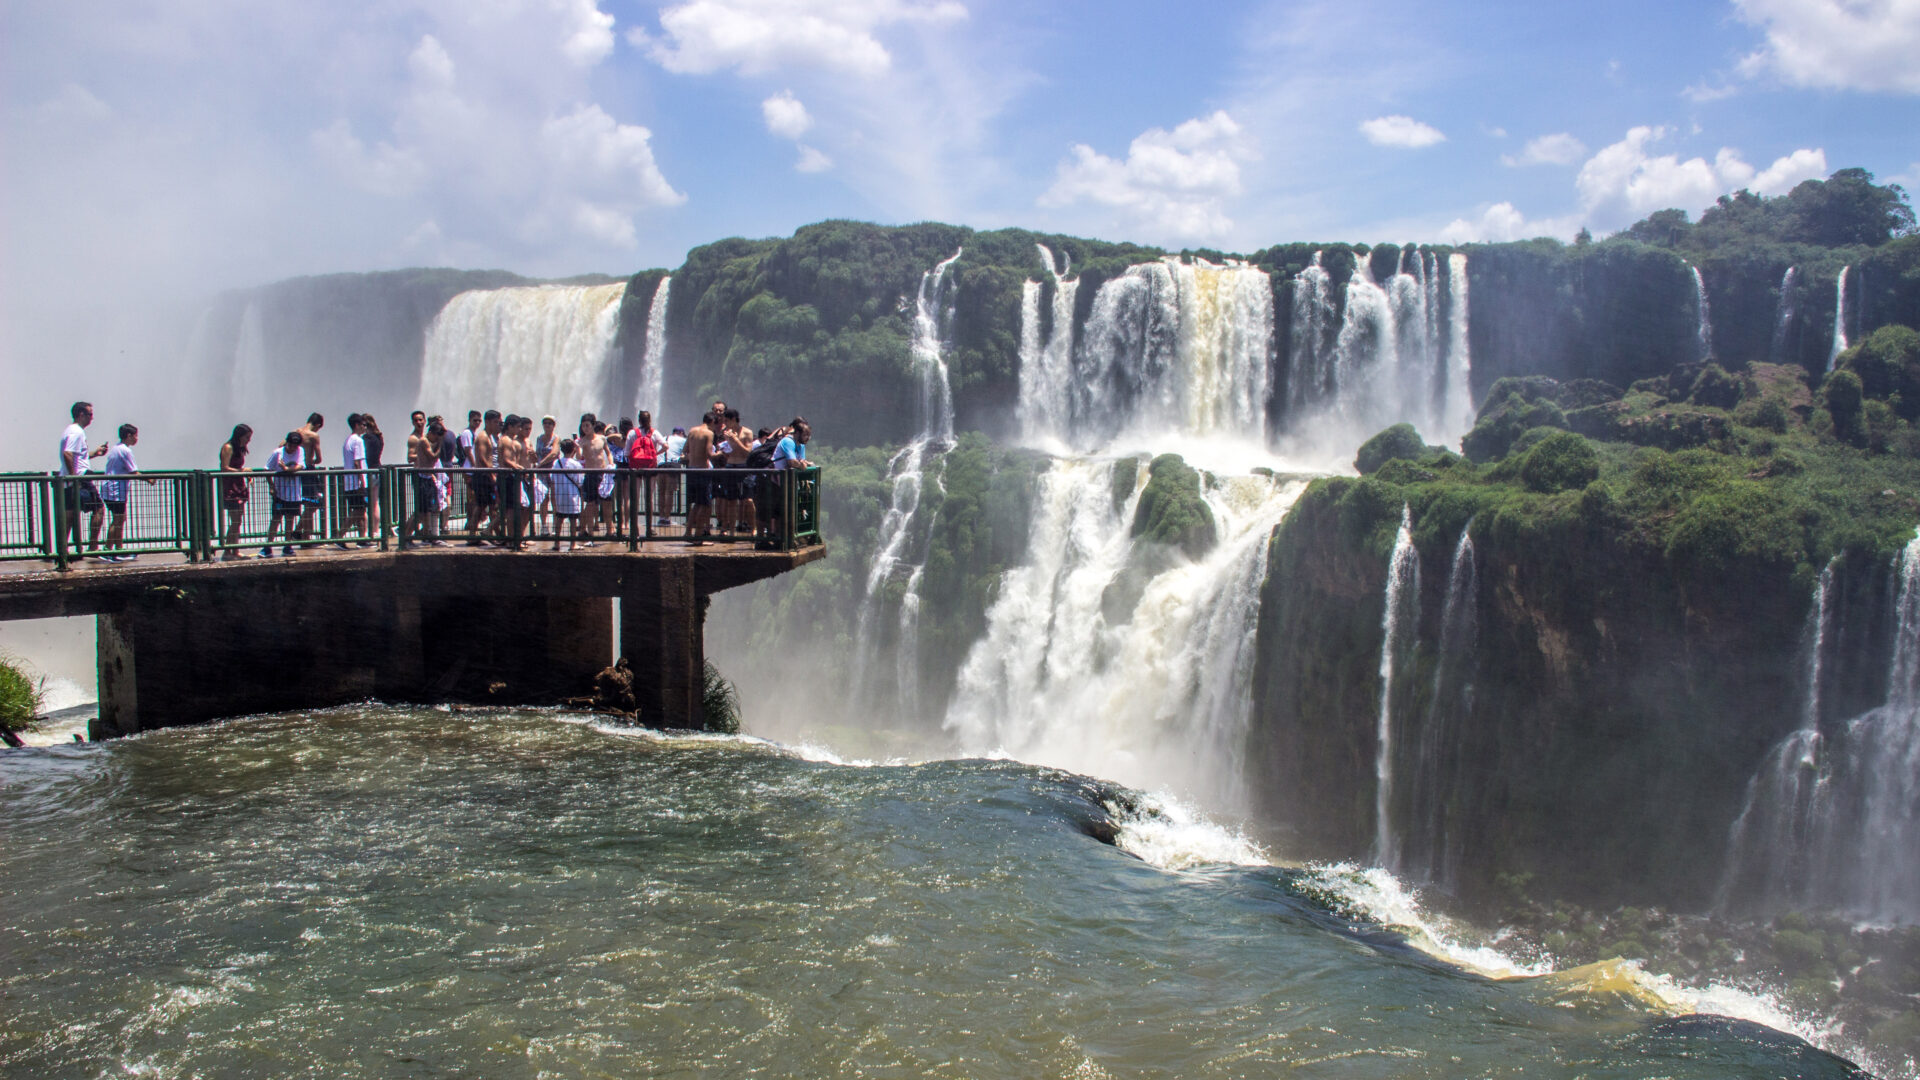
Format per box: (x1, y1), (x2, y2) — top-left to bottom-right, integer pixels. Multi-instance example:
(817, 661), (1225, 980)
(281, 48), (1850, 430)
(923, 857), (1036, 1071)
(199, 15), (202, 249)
(378, 466), (392, 551)
(51, 474), (70, 571)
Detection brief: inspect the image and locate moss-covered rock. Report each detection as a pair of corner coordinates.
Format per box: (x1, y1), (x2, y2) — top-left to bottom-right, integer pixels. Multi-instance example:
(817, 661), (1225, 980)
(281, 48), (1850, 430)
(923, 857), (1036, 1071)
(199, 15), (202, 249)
(1355, 423), (1427, 475)
(1131, 454), (1217, 558)
(1518, 431), (1600, 493)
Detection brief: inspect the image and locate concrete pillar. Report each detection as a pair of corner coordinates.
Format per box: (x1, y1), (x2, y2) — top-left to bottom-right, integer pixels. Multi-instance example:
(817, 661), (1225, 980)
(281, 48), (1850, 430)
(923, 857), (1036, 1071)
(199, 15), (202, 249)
(620, 555), (704, 728)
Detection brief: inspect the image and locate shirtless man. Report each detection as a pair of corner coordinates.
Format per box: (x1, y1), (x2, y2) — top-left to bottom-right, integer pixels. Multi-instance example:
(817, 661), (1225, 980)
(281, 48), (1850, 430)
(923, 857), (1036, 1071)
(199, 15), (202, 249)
(467, 410), (501, 545)
(406, 411), (447, 545)
(720, 407), (756, 535)
(682, 411), (717, 546)
(499, 414), (537, 550)
(296, 412), (325, 543)
(576, 414), (610, 545)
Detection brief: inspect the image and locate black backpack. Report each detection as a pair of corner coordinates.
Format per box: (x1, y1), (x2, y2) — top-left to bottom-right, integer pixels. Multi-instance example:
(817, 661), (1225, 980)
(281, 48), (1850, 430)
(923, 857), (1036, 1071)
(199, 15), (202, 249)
(745, 440), (779, 469)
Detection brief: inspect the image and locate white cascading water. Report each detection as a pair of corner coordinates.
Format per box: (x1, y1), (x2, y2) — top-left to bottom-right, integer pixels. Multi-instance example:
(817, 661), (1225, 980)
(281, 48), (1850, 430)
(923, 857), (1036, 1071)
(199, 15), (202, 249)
(1405, 523), (1476, 887)
(418, 283), (627, 419)
(1060, 256), (1270, 451)
(1769, 266), (1798, 365)
(1284, 248), (1474, 460)
(1717, 557), (1837, 916)
(635, 275), (670, 415)
(1828, 266), (1851, 371)
(1017, 244), (1080, 444)
(229, 300), (268, 419)
(944, 460), (1306, 805)
(850, 250), (963, 719)
(1373, 504), (1420, 869)
(1690, 265), (1714, 362)
(1721, 537), (1920, 924)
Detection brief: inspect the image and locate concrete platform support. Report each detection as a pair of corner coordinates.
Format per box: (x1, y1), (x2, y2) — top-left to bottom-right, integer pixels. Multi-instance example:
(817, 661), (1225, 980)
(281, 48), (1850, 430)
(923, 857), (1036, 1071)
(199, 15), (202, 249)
(95, 578), (611, 739)
(620, 556), (705, 728)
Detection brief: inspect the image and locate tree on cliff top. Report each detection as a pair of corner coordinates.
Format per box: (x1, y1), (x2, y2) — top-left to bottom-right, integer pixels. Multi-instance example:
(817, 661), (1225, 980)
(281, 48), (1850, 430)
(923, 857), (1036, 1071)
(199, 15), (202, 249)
(1623, 168), (1914, 251)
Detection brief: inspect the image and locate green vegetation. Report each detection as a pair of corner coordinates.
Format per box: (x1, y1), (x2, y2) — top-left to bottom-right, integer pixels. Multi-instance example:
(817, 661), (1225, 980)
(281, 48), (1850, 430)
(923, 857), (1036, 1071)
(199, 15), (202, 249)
(699, 660), (741, 735)
(0, 656), (43, 734)
(1354, 423), (1427, 475)
(1131, 454), (1217, 557)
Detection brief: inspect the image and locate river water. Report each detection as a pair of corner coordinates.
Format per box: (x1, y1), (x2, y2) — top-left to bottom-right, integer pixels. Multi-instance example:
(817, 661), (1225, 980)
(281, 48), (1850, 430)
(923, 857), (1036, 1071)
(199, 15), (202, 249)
(0, 706), (1867, 1078)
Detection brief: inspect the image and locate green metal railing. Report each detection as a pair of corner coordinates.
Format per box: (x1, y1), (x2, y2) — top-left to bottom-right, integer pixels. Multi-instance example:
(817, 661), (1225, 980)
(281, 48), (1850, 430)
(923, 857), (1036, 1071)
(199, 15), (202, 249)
(0, 464), (823, 569)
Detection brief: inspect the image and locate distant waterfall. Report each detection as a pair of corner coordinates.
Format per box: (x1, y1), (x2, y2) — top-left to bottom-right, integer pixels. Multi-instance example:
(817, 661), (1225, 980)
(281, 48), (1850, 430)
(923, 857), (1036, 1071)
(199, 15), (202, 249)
(945, 459), (1305, 804)
(1285, 248), (1473, 457)
(1374, 505), (1420, 869)
(1690, 266), (1714, 362)
(418, 283), (626, 419)
(230, 300), (268, 419)
(1052, 256), (1269, 450)
(1406, 524), (1477, 886)
(850, 250), (963, 719)
(635, 275), (671, 415)
(1828, 266), (1851, 371)
(1721, 539), (1920, 924)
(1017, 244), (1080, 443)
(1769, 267), (1799, 365)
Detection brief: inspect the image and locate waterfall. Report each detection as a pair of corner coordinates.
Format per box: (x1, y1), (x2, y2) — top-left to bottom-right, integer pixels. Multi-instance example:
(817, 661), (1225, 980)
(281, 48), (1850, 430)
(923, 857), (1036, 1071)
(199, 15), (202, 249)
(944, 458), (1306, 804)
(850, 250), (963, 718)
(1062, 256), (1269, 451)
(1017, 243), (1080, 443)
(1690, 266), (1713, 362)
(1717, 558), (1838, 915)
(229, 300), (268, 419)
(635, 275), (671, 415)
(417, 283), (627, 419)
(1720, 538), (1920, 924)
(1286, 252), (1337, 416)
(1769, 267), (1799, 365)
(1374, 504), (1419, 869)
(1828, 266), (1851, 371)
(1281, 247), (1472, 459)
(1406, 523), (1476, 886)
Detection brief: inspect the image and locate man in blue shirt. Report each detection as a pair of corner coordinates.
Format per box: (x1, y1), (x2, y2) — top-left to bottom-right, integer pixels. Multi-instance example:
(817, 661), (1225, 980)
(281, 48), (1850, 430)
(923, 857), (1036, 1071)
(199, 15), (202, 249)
(99, 424), (157, 561)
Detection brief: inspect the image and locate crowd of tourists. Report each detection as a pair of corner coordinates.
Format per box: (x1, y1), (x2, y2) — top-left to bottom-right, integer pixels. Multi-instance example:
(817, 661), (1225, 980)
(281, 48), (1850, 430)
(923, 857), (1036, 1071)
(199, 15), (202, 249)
(56, 399), (811, 562)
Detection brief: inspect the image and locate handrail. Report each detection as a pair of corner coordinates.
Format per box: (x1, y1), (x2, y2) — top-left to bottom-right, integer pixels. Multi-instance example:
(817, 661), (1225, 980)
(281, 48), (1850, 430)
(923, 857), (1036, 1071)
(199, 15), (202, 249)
(0, 464), (821, 570)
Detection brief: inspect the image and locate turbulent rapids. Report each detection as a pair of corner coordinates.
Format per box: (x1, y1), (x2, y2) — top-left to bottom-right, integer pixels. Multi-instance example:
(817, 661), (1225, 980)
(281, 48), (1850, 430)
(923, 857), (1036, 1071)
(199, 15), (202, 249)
(0, 708), (1866, 1078)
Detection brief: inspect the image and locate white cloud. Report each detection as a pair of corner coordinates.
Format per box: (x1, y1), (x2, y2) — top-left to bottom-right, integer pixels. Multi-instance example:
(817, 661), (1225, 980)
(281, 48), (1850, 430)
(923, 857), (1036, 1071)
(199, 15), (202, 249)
(1501, 132), (1586, 167)
(553, 0), (616, 66)
(761, 90), (812, 139)
(28, 83), (113, 124)
(1440, 202), (1582, 243)
(1040, 111), (1252, 240)
(310, 119), (428, 198)
(1358, 114), (1445, 148)
(1682, 81), (1741, 103)
(541, 103), (685, 208)
(794, 145), (833, 173)
(1732, 0), (1920, 94)
(637, 0), (967, 77)
(1574, 125), (1825, 226)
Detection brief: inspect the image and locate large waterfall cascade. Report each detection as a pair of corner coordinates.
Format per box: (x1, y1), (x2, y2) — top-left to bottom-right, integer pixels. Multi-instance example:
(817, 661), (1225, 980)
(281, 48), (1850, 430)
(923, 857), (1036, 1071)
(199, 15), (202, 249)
(1690, 265), (1714, 362)
(418, 282), (627, 421)
(944, 457), (1306, 804)
(850, 250), (964, 718)
(1721, 539), (1920, 925)
(1282, 248), (1474, 461)
(1403, 523), (1478, 887)
(1769, 266), (1799, 365)
(636, 275), (671, 415)
(1373, 504), (1420, 869)
(1017, 244), (1081, 444)
(1828, 266), (1851, 371)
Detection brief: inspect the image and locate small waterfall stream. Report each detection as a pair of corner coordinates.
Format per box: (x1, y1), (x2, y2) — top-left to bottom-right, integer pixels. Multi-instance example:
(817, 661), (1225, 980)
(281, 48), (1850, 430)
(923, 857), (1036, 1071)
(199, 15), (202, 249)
(1769, 266), (1798, 364)
(1405, 523), (1476, 887)
(636, 275), (671, 414)
(1828, 266), (1851, 370)
(1374, 504), (1420, 870)
(1690, 265), (1714, 362)
(1017, 243), (1080, 443)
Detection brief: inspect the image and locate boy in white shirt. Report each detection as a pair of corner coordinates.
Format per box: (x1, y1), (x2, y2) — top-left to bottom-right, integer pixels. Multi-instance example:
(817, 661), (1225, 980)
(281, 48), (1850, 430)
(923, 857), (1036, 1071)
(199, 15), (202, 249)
(339, 413), (372, 547)
(551, 438), (585, 551)
(263, 431), (305, 558)
(59, 400), (108, 557)
(100, 424), (157, 561)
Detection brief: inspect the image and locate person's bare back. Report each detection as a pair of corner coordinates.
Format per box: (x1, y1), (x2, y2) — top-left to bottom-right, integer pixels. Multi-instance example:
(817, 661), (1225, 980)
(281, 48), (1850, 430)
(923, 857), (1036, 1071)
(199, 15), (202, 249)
(684, 422), (714, 468)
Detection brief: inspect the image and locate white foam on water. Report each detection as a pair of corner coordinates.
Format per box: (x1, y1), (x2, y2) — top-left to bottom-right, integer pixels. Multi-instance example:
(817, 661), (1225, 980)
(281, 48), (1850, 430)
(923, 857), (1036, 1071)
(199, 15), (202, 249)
(1107, 792), (1270, 871)
(1298, 862), (1552, 979)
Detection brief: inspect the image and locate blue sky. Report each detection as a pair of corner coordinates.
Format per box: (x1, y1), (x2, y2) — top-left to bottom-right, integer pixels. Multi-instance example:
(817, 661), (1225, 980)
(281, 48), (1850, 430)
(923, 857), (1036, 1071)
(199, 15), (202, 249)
(4, 0), (1918, 299)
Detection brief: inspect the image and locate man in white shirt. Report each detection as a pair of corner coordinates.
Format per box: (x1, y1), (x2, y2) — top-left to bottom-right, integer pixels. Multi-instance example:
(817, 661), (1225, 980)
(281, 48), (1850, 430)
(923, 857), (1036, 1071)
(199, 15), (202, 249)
(339, 413), (372, 548)
(59, 400), (107, 559)
(100, 423), (157, 562)
(263, 431), (306, 558)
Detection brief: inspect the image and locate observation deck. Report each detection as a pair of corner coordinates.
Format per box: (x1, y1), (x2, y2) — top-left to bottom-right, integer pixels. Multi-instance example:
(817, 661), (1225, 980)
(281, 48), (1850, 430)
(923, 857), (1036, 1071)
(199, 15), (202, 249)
(0, 466), (825, 737)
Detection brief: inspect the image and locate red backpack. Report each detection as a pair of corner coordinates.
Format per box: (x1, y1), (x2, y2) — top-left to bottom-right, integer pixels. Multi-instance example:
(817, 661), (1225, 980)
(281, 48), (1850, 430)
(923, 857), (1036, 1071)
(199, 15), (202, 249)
(629, 430), (660, 468)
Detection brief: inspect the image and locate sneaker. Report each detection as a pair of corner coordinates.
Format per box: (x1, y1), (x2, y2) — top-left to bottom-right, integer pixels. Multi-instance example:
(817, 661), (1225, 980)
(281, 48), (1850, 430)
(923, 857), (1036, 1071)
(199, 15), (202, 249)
(260, 547), (274, 558)
(282, 546), (295, 557)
